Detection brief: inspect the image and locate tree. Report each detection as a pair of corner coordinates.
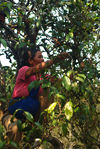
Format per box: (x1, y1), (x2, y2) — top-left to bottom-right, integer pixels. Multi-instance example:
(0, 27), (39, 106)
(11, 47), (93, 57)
(0, 0), (100, 148)
(0, 0), (99, 69)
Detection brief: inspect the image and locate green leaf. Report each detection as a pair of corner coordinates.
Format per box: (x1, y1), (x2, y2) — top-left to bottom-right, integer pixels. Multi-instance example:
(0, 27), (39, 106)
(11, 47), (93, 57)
(0, 39), (7, 47)
(72, 82), (79, 92)
(66, 35), (70, 41)
(69, 32), (73, 38)
(42, 81), (51, 88)
(77, 74), (86, 79)
(97, 97), (100, 102)
(52, 119), (57, 126)
(76, 77), (84, 82)
(64, 101), (73, 120)
(17, 120), (22, 132)
(0, 124), (3, 134)
(62, 76), (71, 91)
(35, 122), (43, 131)
(56, 94), (65, 100)
(11, 109), (22, 122)
(28, 80), (42, 92)
(24, 111), (34, 123)
(36, 16), (41, 28)
(18, 42), (26, 48)
(62, 123), (68, 136)
(22, 122), (28, 129)
(74, 107), (79, 112)
(67, 70), (73, 77)
(7, 2), (12, 9)
(18, 16), (22, 26)
(46, 102), (57, 114)
(0, 98), (6, 103)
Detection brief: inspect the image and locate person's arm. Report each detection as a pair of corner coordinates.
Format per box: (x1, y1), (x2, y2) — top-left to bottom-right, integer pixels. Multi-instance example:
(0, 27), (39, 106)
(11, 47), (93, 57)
(25, 52), (70, 78)
(25, 60), (53, 78)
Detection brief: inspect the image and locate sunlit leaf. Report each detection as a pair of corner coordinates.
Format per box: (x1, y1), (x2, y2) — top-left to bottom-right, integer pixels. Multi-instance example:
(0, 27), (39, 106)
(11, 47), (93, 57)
(76, 77), (84, 82)
(22, 122), (28, 129)
(0, 39), (7, 47)
(67, 70), (73, 77)
(62, 76), (71, 91)
(97, 97), (100, 102)
(72, 82), (79, 92)
(78, 74), (86, 79)
(64, 101), (73, 120)
(56, 94), (65, 99)
(36, 16), (41, 28)
(66, 35), (70, 41)
(46, 102), (57, 114)
(74, 107), (79, 112)
(69, 32), (73, 38)
(52, 119), (57, 126)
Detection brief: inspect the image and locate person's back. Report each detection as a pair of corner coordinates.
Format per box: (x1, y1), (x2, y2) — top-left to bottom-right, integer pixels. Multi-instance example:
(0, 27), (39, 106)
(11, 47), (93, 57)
(12, 66), (37, 98)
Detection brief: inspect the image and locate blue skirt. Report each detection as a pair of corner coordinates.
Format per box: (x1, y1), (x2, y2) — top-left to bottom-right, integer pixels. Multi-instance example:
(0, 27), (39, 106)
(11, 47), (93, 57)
(8, 88), (40, 119)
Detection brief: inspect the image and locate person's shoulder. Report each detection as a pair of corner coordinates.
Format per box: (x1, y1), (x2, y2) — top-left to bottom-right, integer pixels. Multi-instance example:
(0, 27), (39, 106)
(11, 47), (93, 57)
(18, 66), (30, 73)
(16, 66), (30, 79)
(19, 66), (29, 70)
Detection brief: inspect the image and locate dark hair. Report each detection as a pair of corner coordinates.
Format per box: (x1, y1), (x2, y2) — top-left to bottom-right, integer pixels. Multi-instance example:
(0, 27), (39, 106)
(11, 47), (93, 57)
(19, 46), (40, 69)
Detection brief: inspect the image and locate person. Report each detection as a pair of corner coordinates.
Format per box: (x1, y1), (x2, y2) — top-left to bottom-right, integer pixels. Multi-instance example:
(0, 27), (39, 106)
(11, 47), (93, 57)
(8, 47), (70, 120)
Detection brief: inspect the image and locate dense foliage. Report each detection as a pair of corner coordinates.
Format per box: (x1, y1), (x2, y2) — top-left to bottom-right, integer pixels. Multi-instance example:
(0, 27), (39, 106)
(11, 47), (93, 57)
(0, 0), (100, 148)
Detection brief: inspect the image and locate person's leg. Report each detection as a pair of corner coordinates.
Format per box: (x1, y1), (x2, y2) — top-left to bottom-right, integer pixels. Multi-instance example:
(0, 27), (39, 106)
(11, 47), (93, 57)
(8, 96), (40, 119)
(8, 87), (40, 120)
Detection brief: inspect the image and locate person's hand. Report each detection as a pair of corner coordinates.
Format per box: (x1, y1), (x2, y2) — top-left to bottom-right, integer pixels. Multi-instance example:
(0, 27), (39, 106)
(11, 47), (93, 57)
(57, 52), (70, 59)
(53, 52), (71, 63)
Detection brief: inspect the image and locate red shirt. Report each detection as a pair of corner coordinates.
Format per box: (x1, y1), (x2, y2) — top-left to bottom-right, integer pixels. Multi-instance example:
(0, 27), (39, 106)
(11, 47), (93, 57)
(12, 66), (43, 98)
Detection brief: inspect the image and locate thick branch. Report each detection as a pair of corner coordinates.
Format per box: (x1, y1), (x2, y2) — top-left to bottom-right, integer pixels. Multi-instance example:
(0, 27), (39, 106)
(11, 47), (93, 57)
(24, 15), (41, 45)
(2, 23), (18, 38)
(44, 136), (64, 149)
(31, 136), (64, 149)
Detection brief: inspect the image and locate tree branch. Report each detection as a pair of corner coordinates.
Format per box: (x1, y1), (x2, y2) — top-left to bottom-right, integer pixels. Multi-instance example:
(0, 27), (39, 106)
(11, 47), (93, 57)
(23, 15), (41, 46)
(1, 23), (18, 38)
(44, 136), (64, 149)
(31, 136), (64, 149)
(26, 0), (30, 7)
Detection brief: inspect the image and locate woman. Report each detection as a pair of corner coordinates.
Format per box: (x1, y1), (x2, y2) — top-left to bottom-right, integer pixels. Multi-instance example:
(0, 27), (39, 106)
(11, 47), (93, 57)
(8, 47), (70, 120)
